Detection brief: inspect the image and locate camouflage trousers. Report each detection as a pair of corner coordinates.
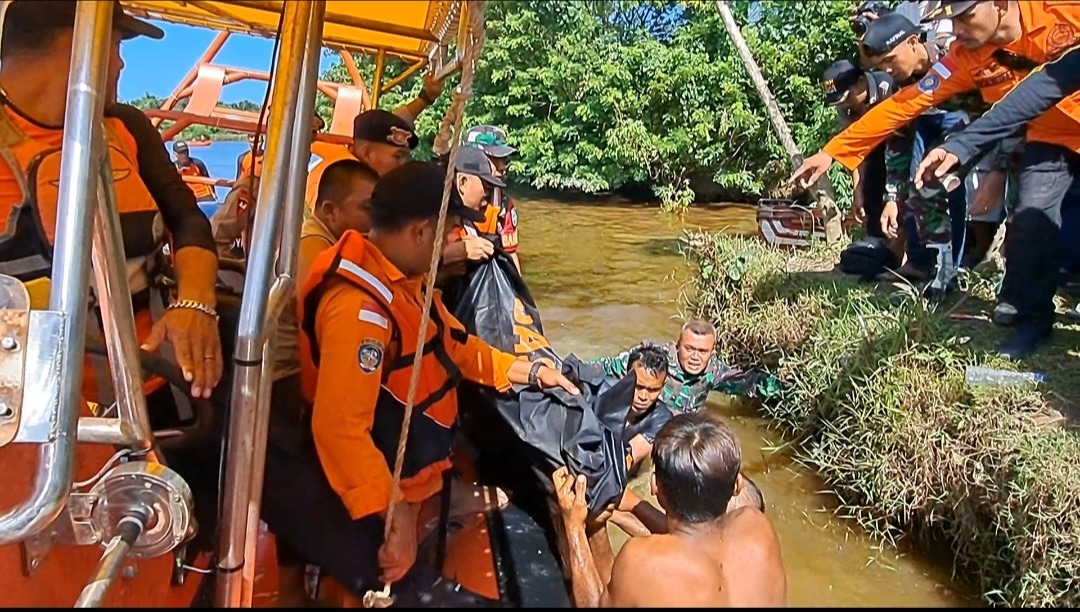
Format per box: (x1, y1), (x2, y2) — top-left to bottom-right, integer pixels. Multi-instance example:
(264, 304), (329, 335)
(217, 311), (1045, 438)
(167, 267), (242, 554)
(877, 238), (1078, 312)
(884, 129), (952, 248)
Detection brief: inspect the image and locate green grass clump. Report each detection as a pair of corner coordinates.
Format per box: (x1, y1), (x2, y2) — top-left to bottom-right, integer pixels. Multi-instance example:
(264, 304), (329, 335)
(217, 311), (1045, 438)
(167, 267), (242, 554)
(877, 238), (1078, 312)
(681, 231), (1080, 607)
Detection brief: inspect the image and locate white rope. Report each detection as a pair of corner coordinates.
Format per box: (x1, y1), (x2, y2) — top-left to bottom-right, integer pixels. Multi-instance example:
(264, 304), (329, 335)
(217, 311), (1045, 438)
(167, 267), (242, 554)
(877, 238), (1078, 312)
(363, 1), (488, 607)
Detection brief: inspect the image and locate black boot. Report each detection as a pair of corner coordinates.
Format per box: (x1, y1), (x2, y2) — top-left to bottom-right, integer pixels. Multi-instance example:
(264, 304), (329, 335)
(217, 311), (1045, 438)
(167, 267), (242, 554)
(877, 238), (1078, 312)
(997, 323), (1053, 361)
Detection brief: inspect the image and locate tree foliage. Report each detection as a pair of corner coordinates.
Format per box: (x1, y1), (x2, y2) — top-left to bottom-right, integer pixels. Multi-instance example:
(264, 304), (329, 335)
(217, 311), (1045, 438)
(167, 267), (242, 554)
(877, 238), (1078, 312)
(317, 0), (860, 209)
(125, 93), (259, 141)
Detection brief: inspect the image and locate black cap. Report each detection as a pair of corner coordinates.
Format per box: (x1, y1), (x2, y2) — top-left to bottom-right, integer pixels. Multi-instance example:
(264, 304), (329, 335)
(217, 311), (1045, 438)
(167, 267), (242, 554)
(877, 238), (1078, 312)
(462, 125), (516, 158)
(4, 1), (165, 41)
(922, 1), (978, 22)
(822, 59), (862, 106)
(172, 140), (189, 153)
(371, 161), (485, 225)
(353, 110), (419, 150)
(454, 146), (506, 187)
(862, 13), (920, 57)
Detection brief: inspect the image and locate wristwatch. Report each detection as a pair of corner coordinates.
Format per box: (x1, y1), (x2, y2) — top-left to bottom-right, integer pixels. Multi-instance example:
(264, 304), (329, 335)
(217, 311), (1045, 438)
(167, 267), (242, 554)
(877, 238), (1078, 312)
(528, 361), (544, 387)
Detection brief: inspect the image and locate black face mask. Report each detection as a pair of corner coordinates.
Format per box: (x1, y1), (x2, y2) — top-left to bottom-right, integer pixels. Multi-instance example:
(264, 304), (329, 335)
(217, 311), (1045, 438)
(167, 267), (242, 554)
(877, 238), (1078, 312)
(991, 48), (1041, 72)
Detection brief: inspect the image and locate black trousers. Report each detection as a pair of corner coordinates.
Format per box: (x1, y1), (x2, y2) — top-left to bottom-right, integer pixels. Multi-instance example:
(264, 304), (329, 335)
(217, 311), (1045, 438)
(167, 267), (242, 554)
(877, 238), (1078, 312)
(259, 375), (497, 607)
(1000, 142), (1080, 326)
(860, 142), (888, 239)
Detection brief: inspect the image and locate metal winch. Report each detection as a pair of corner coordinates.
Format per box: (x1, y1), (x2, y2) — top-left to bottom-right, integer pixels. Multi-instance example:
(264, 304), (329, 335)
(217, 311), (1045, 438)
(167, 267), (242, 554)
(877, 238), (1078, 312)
(20, 460), (194, 588)
(85, 461), (194, 560)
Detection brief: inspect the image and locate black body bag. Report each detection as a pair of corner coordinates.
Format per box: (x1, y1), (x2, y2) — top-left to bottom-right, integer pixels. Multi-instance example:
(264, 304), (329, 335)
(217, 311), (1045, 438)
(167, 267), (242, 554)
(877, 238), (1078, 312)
(838, 236), (899, 281)
(442, 239), (630, 515)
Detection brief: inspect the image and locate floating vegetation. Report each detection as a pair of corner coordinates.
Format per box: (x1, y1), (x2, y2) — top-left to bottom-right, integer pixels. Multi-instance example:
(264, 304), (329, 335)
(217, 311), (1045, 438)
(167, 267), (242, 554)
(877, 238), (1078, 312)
(681, 231), (1080, 608)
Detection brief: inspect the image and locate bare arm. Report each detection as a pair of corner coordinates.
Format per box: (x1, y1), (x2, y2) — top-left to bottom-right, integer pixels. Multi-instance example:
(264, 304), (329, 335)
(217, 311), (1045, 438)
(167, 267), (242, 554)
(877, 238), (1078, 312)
(618, 488), (667, 535)
(609, 511), (651, 538)
(628, 434), (651, 470)
(564, 509), (606, 607)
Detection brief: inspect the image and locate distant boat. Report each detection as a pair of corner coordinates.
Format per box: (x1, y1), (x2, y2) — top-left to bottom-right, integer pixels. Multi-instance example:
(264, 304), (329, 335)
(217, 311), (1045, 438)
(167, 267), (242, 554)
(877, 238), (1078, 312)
(188, 139), (212, 147)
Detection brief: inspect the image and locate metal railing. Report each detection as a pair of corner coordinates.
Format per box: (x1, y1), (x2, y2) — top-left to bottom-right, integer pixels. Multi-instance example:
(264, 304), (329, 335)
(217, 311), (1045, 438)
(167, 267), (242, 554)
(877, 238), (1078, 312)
(214, 2), (325, 606)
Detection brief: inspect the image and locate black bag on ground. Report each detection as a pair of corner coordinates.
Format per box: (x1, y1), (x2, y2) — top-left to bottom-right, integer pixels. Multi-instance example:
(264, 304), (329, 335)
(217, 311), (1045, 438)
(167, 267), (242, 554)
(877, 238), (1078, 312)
(838, 236), (899, 280)
(442, 241), (630, 515)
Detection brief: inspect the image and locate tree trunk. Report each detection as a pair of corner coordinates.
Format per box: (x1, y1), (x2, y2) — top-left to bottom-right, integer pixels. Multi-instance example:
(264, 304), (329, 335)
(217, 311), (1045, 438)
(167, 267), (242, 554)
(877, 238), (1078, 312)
(714, 1), (843, 243)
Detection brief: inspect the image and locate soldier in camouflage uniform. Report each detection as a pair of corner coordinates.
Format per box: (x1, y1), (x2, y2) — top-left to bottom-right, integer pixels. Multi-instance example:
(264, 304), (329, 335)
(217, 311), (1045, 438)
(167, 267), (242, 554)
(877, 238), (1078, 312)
(863, 12), (1010, 292)
(588, 320), (780, 414)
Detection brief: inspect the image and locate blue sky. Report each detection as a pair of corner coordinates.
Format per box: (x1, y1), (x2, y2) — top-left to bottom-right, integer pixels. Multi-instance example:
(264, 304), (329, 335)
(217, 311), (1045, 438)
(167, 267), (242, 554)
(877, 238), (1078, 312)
(118, 21), (339, 104)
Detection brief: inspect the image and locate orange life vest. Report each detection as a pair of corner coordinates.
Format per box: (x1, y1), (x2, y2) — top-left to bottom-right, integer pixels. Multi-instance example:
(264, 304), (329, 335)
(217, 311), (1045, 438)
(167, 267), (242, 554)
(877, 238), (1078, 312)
(177, 162), (216, 201)
(239, 150), (264, 180)
(298, 231), (463, 491)
(0, 103), (165, 403)
(303, 141), (356, 215)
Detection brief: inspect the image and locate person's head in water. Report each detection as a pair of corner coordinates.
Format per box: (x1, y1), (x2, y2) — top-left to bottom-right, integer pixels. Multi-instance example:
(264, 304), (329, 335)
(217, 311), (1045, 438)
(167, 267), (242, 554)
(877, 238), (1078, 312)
(368, 161), (486, 276)
(924, 1), (1018, 51)
(651, 411), (742, 523)
(314, 159), (378, 239)
(454, 146), (506, 211)
(172, 141), (192, 166)
(861, 13), (923, 81)
(676, 319), (716, 376)
(1, 1), (164, 110)
(351, 110), (417, 177)
(626, 344), (668, 415)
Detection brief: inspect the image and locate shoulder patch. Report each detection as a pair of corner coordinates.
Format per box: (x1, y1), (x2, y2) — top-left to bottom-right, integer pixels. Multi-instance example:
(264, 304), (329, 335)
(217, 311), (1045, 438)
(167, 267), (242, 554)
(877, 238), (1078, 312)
(357, 339), (385, 374)
(358, 300), (389, 329)
(917, 73), (941, 94)
(930, 60), (953, 81)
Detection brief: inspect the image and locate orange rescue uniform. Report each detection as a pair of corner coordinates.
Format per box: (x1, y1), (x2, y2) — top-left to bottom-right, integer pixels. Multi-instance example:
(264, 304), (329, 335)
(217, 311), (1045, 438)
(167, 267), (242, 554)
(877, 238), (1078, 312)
(177, 162), (216, 201)
(298, 231), (517, 520)
(823, 1), (1080, 171)
(0, 100), (165, 402)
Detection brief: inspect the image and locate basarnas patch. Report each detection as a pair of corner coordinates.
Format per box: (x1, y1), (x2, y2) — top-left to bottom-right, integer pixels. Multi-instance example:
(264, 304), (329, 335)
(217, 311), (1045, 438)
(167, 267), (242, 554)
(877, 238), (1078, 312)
(357, 339), (384, 374)
(917, 73), (940, 94)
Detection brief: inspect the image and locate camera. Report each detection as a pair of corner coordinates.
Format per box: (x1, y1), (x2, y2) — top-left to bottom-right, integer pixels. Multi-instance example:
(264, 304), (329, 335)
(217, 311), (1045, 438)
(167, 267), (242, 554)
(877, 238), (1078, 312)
(851, 1), (891, 37)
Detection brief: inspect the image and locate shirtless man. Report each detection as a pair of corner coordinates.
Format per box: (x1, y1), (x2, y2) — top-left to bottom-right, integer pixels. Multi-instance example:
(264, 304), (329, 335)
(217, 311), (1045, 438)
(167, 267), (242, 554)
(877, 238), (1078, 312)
(555, 411), (786, 608)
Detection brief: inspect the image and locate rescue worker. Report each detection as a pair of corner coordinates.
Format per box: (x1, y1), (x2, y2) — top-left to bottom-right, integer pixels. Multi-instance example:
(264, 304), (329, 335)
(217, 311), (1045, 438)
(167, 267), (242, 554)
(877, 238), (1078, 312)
(589, 320), (780, 414)
(916, 43), (1080, 186)
(440, 146), (506, 279)
(861, 12), (980, 287)
(822, 58), (895, 238)
(293, 160), (579, 598)
(236, 133), (263, 181)
(554, 412), (787, 608)
(603, 345), (766, 539)
(790, 0), (1080, 359)
(300, 72), (447, 211)
(917, 42), (1080, 316)
(0, 0), (224, 552)
(605, 344), (674, 539)
(172, 139), (217, 203)
(0, 0), (223, 399)
(301, 109), (419, 212)
(262, 158), (379, 607)
(462, 125), (521, 271)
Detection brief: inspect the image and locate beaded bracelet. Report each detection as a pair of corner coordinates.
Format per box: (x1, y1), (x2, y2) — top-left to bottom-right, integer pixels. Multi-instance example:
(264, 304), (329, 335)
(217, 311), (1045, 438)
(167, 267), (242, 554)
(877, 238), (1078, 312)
(167, 299), (220, 321)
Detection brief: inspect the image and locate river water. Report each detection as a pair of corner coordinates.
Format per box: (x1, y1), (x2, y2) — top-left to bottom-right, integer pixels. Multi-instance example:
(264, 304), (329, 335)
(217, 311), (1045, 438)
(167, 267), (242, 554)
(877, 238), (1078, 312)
(518, 198), (976, 608)
(192, 142), (975, 607)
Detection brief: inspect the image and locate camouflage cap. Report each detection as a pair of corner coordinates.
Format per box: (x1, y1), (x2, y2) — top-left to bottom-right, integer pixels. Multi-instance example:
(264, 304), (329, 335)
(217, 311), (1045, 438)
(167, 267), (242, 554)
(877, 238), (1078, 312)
(462, 125), (516, 158)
